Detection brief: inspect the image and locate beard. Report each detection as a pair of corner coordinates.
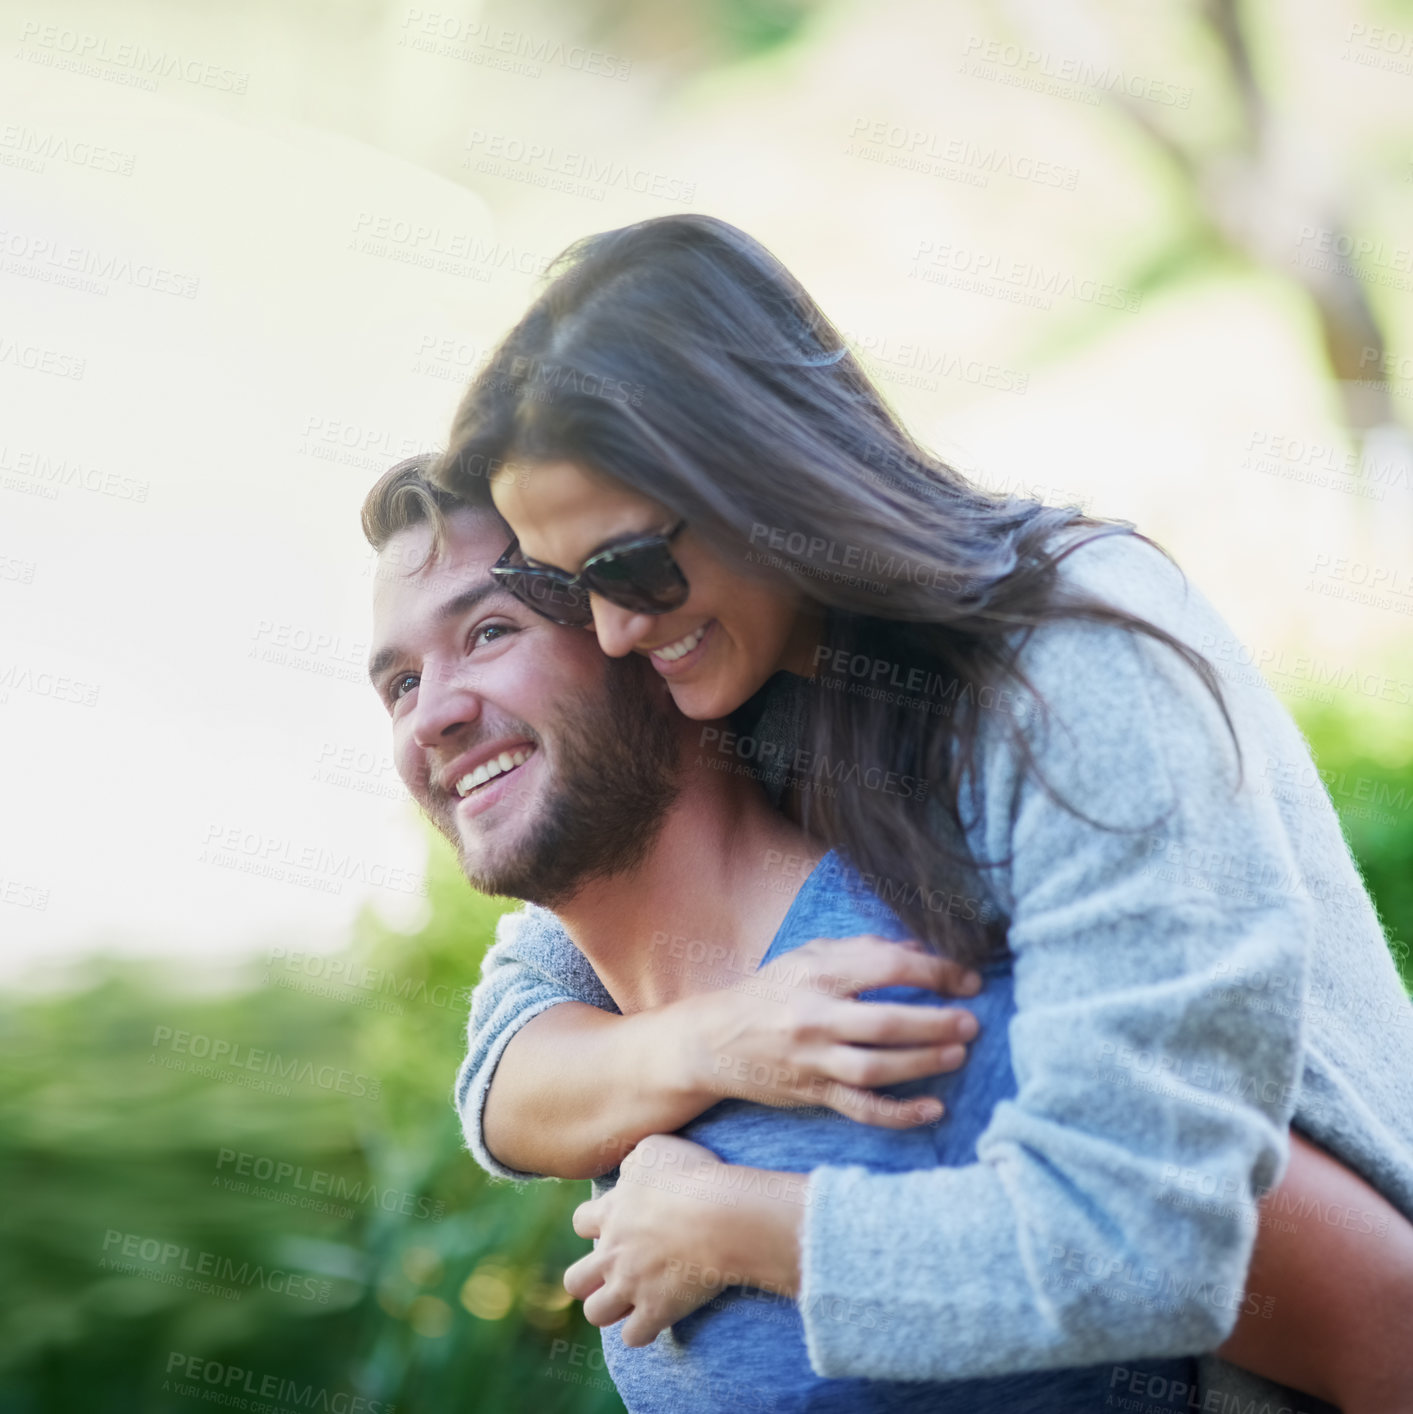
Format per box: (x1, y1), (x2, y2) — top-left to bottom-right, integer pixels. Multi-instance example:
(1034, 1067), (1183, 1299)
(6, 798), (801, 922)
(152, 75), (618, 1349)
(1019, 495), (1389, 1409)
(430, 657), (683, 909)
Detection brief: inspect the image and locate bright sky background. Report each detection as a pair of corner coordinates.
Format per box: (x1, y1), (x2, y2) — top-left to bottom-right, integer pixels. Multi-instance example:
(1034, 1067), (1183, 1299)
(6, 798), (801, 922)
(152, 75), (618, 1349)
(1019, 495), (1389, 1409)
(3, 0), (1411, 980)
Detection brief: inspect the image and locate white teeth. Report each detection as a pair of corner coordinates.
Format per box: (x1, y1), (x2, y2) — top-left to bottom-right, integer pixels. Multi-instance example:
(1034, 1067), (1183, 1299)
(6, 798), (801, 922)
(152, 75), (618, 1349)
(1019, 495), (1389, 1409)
(455, 747), (533, 797)
(650, 624), (708, 663)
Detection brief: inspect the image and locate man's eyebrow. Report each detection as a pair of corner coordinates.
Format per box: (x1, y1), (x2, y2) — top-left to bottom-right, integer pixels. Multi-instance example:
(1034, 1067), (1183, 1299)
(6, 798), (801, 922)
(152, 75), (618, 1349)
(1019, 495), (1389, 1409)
(366, 577), (507, 684)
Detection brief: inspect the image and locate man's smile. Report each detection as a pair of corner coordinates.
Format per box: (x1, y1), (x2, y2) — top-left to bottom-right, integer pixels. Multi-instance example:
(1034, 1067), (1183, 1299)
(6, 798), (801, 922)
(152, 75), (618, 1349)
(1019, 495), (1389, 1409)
(454, 744), (537, 797)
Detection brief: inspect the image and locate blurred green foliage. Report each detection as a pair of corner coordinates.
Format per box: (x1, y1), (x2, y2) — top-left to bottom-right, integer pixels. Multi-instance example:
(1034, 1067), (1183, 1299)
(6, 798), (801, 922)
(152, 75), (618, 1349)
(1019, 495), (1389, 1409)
(0, 847), (626, 1414)
(1298, 701), (1413, 992)
(2, 706), (1408, 1414)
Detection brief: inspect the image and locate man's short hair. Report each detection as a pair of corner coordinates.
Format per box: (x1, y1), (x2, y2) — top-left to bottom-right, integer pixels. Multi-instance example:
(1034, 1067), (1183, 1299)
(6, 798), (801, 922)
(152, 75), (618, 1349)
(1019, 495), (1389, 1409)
(361, 454), (466, 559)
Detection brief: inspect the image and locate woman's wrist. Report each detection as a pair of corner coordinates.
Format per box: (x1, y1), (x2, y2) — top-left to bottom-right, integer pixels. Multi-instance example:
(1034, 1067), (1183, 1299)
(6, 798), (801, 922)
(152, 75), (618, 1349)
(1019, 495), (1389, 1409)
(660, 989), (732, 1108)
(705, 1162), (808, 1300)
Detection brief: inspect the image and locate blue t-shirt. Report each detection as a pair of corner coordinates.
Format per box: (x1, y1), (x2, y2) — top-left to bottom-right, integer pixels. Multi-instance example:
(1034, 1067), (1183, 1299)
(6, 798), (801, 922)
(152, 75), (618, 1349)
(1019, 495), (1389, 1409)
(600, 852), (1197, 1412)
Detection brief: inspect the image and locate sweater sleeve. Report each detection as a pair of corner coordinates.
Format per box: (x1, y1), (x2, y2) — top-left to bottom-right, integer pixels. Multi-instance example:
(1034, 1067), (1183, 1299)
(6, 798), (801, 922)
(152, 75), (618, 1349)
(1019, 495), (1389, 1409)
(453, 903), (619, 1183)
(797, 546), (1314, 1379)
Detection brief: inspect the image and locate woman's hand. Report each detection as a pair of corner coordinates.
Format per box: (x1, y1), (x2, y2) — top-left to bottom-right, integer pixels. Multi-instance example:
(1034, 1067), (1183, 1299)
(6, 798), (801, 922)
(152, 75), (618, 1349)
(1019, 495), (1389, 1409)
(564, 1133), (807, 1348)
(483, 934), (981, 1181)
(683, 933), (982, 1128)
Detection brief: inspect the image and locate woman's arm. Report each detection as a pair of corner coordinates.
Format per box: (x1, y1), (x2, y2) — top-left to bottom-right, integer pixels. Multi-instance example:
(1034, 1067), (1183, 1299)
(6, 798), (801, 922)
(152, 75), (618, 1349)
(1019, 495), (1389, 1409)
(1216, 1130), (1413, 1413)
(483, 1000), (715, 1180)
(570, 1129), (1413, 1413)
(464, 909), (983, 1181)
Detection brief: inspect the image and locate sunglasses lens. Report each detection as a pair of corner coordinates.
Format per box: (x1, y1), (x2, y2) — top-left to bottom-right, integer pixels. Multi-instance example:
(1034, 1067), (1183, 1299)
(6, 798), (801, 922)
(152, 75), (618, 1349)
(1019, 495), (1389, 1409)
(506, 570), (594, 626)
(585, 542), (689, 614)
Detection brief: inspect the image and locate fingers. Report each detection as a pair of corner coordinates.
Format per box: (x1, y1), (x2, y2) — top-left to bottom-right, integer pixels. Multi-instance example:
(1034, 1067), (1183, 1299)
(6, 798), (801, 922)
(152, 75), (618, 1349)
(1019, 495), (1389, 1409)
(818, 1082), (946, 1129)
(572, 1199), (602, 1240)
(827, 1000), (979, 1049)
(820, 1038), (969, 1092)
(562, 1252), (605, 1301)
(582, 1284), (633, 1329)
(786, 935), (983, 1000)
(620, 1308), (667, 1347)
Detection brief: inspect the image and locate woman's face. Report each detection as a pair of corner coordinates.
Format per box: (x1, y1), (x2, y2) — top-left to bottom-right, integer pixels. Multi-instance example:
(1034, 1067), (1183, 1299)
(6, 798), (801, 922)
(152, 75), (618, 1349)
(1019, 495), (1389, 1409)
(490, 459), (813, 720)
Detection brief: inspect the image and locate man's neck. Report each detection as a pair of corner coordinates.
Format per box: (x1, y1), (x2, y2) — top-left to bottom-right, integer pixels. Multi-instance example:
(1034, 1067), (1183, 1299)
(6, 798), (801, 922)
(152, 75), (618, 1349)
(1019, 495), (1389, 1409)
(551, 753), (824, 1014)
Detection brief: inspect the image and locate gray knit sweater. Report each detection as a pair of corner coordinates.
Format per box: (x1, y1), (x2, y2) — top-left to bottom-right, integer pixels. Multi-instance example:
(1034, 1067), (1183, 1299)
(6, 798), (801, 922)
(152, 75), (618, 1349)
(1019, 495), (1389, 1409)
(453, 531), (1413, 1384)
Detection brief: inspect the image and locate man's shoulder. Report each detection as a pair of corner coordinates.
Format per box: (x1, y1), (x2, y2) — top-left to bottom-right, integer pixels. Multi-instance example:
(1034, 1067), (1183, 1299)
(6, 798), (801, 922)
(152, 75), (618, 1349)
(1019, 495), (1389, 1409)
(481, 903), (619, 1010)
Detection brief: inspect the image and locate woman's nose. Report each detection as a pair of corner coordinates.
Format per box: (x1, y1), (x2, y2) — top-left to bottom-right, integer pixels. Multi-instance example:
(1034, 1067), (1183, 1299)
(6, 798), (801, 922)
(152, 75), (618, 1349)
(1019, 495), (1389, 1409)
(590, 597), (657, 658)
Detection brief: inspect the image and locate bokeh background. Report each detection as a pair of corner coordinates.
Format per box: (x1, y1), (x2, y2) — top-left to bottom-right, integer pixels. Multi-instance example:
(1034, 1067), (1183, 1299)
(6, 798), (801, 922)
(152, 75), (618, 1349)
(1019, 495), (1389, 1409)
(3, 0), (1411, 1409)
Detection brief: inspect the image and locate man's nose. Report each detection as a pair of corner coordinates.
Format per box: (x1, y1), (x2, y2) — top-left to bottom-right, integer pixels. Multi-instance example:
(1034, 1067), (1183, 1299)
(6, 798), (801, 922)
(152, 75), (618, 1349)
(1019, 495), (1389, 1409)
(410, 659), (483, 748)
(590, 597), (657, 658)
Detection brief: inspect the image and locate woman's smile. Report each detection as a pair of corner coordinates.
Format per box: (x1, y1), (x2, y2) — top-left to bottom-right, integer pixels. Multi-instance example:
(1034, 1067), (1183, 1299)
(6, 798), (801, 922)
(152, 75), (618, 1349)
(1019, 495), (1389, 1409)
(643, 620), (715, 673)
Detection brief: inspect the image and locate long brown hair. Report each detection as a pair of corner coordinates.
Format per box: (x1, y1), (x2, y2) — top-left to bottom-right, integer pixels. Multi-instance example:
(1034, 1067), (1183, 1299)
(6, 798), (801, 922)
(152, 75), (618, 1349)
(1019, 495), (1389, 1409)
(431, 214), (1238, 965)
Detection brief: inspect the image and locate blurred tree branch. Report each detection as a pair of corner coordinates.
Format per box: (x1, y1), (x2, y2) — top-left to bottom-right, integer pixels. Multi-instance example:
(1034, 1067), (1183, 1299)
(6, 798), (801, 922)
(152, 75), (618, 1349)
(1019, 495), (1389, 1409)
(1117, 0), (1399, 447)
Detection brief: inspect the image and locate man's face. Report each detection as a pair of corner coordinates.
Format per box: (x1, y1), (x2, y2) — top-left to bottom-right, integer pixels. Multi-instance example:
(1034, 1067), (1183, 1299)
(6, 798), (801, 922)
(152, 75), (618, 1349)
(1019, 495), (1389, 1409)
(369, 507), (681, 906)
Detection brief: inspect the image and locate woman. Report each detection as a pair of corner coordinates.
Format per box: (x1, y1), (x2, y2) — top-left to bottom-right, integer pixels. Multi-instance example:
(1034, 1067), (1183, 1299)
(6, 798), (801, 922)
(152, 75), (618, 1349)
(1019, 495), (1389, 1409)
(433, 215), (1413, 1408)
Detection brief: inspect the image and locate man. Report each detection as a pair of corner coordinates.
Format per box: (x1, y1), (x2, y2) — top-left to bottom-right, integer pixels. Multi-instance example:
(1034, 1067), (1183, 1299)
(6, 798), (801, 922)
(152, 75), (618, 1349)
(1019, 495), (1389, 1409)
(362, 459), (1218, 1411)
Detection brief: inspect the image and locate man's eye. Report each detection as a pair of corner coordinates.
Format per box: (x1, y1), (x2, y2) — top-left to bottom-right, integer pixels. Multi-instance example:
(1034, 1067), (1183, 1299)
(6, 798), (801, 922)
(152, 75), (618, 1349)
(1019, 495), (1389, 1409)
(389, 673), (418, 703)
(472, 622), (515, 649)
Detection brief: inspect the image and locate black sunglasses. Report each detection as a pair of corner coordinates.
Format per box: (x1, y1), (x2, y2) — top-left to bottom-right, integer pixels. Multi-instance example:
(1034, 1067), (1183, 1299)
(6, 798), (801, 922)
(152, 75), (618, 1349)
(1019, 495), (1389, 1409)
(491, 521), (690, 628)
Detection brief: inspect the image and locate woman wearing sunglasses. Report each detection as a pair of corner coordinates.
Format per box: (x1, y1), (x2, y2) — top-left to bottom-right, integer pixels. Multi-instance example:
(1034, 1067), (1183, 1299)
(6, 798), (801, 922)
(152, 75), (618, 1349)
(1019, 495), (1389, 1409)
(433, 215), (1413, 1409)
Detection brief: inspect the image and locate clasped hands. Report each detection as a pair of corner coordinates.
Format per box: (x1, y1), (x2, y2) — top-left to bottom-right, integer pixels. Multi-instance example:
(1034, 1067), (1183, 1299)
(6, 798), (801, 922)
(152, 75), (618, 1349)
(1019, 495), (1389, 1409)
(563, 934), (981, 1346)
